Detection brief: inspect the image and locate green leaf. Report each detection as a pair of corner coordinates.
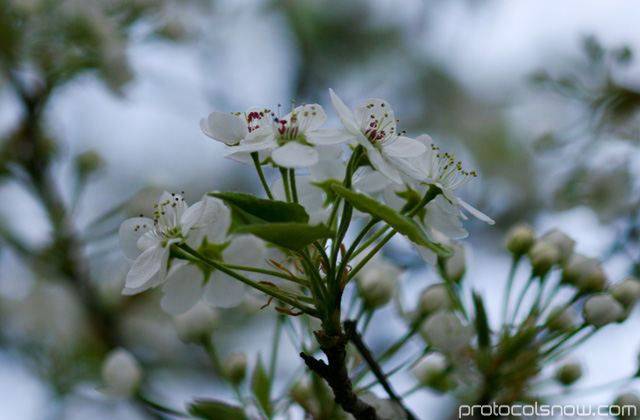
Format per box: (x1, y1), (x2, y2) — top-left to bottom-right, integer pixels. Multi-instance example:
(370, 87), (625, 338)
(188, 399), (249, 420)
(209, 192), (309, 225)
(332, 185), (451, 256)
(236, 223), (333, 251)
(251, 357), (272, 417)
(311, 179), (341, 207)
(472, 291), (491, 351)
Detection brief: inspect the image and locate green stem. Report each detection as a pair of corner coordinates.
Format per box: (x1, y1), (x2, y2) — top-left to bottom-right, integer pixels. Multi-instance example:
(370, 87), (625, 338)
(540, 323), (589, 359)
(137, 394), (191, 418)
(350, 225), (390, 261)
(220, 262), (309, 286)
(501, 256), (520, 329)
(269, 315), (285, 385)
(510, 272), (536, 327)
(280, 168), (291, 202)
(252, 152), (274, 200)
(289, 168), (298, 204)
(179, 244), (318, 316)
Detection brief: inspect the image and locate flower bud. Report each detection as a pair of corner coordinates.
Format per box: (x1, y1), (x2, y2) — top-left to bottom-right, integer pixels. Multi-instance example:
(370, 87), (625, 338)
(416, 284), (451, 318)
(506, 224), (536, 257)
(222, 353), (247, 384)
(290, 378), (313, 404)
(356, 259), (400, 310)
(555, 362), (582, 386)
(529, 240), (561, 277)
(613, 392), (640, 420)
(611, 278), (640, 308)
(583, 294), (624, 328)
(582, 268), (607, 294)
(173, 301), (219, 343)
(440, 244), (466, 284)
(420, 311), (472, 352)
(541, 229), (575, 262)
(413, 356), (456, 393)
(101, 348), (142, 398)
(562, 253), (600, 287)
(546, 306), (575, 332)
(75, 150), (103, 177)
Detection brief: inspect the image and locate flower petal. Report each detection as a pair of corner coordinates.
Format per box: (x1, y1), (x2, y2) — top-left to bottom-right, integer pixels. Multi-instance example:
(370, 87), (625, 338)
(200, 112), (247, 145)
(229, 130), (277, 153)
(458, 199), (495, 225)
(202, 271), (245, 308)
(329, 89), (361, 135)
(368, 149), (402, 184)
(119, 217), (154, 259)
(181, 196), (224, 233)
(383, 136), (427, 158)
(161, 264), (204, 314)
(306, 128), (354, 145)
(354, 98), (396, 133)
(224, 235), (265, 267)
(125, 245), (169, 289)
(289, 103), (327, 131)
(272, 142), (319, 168)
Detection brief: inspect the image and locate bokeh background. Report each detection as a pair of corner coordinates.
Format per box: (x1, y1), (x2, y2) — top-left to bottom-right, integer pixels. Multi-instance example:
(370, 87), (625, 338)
(2, 0), (640, 418)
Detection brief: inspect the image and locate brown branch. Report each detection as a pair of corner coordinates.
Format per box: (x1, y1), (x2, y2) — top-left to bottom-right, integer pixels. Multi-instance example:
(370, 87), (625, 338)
(300, 330), (381, 420)
(344, 320), (419, 420)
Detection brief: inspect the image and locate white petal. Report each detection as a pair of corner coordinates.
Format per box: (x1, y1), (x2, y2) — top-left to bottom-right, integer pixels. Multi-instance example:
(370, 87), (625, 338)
(458, 199), (495, 225)
(272, 143), (319, 168)
(122, 270), (164, 295)
(354, 98), (396, 132)
(425, 201), (468, 240)
(368, 149), (402, 184)
(224, 235), (265, 267)
(125, 245), (169, 289)
(201, 112), (248, 145)
(387, 156), (425, 180)
(229, 129), (277, 153)
(202, 271), (245, 308)
(119, 217), (154, 259)
(290, 103), (327, 131)
(383, 136), (427, 158)
(181, 196), (224, 233)
(306, 128), (353, 145)
(329, 89), (361, 134)
(161, 264), (204, 314)
(226, 149), (271, 165)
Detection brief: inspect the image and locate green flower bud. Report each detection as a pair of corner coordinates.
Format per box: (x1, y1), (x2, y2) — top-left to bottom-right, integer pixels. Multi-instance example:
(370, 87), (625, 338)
(612, 278), (640, 308)
(555, 362), (582, 386)
(413, 357), (456, 393)
(356, 259), (400, 310)
(416, 284), (451, 319)
(562, 253), (600, 287)
(529, 240), (561, 277)
(222, 353), (247, 384)
(582, 268), (607, 294)
(546, 306), (575, 332)
(583, 294), (624, 328)
(441, 244), (466, 284)
(420, 311), (472, 352)
(75, 150), (103, 177)
(506, 224), (536, 257)
(541, 229), (575, 262)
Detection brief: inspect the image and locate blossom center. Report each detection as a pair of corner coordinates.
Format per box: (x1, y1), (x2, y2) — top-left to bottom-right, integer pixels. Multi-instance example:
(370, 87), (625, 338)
(361, 102), (397, 147)
(428, 144), (477, 190)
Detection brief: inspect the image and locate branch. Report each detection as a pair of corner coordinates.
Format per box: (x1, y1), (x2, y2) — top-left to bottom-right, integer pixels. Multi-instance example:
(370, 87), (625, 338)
(300, 329), (381, 420)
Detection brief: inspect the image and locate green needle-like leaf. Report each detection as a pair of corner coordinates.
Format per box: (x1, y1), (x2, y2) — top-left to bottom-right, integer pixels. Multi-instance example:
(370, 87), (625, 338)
(189, 399), (249, 420)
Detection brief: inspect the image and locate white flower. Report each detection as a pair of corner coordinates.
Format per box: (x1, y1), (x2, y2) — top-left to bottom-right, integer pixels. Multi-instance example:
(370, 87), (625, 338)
(231, 103), (345, 168)
(100, 348), (142, 398)
(200, 107), (273, 164)
(119, 192), (223, 294)
(329, 89), (426, 184)
(172, 301), (219, 342)
(355, 256), (401, 309)
(411, 134), (494, 225)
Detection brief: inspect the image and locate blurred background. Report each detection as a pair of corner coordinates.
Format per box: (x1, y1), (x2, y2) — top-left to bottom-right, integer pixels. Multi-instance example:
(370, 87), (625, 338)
(1, 0), (640, 418)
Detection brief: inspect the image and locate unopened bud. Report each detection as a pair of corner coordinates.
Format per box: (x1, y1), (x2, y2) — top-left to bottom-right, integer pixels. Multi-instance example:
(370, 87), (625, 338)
(611, 278), (640, 308)
(75, 150), (103, 177)
(413, 356), (456, 393)
(222, 353), (247, 384)
(546, 306), (575, 332)
(506, 224), (536, 257)
(440, 244), (466, 284)
(290, 378), (313, 405)
(562, 253), (600, 288)
(582, 269), (607, 294)
(416, 284), (451, 318)
(613, 392), (640, 420)
(420, 311), (472, 352)
(529, 240), (561, 277)
(541, 229), (575, 262)
(555, 362), (582, 386)
(100, 348), (142, 398)
(583, 294), (624, 328)
(173, 301), (219, 343)
(356, 259), (400, 310)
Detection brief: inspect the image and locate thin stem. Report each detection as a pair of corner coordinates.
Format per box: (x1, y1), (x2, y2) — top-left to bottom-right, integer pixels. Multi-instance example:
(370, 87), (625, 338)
(252, 152), (274, 199)
(510, 272), (536, 327)
(179, 243), (319, 316)
(351, 225), (390, 261)
(220, 262), (309, 286)
(289, 168), (298, 204)
(501, 256), (520, 328)
(137, 394), (191, 418)
(269, 315), (285, 385)
(280, 168), (291, 202)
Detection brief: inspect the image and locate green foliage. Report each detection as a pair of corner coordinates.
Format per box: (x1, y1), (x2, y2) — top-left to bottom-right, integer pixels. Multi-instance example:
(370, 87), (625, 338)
(251, 357), (272, 418)
(472, 292), (491, 351)
(189, 399), (249, 420)
(332, 185), (451, 256)
(236, 223), (333, 251)
(210, 192), (310, 227)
